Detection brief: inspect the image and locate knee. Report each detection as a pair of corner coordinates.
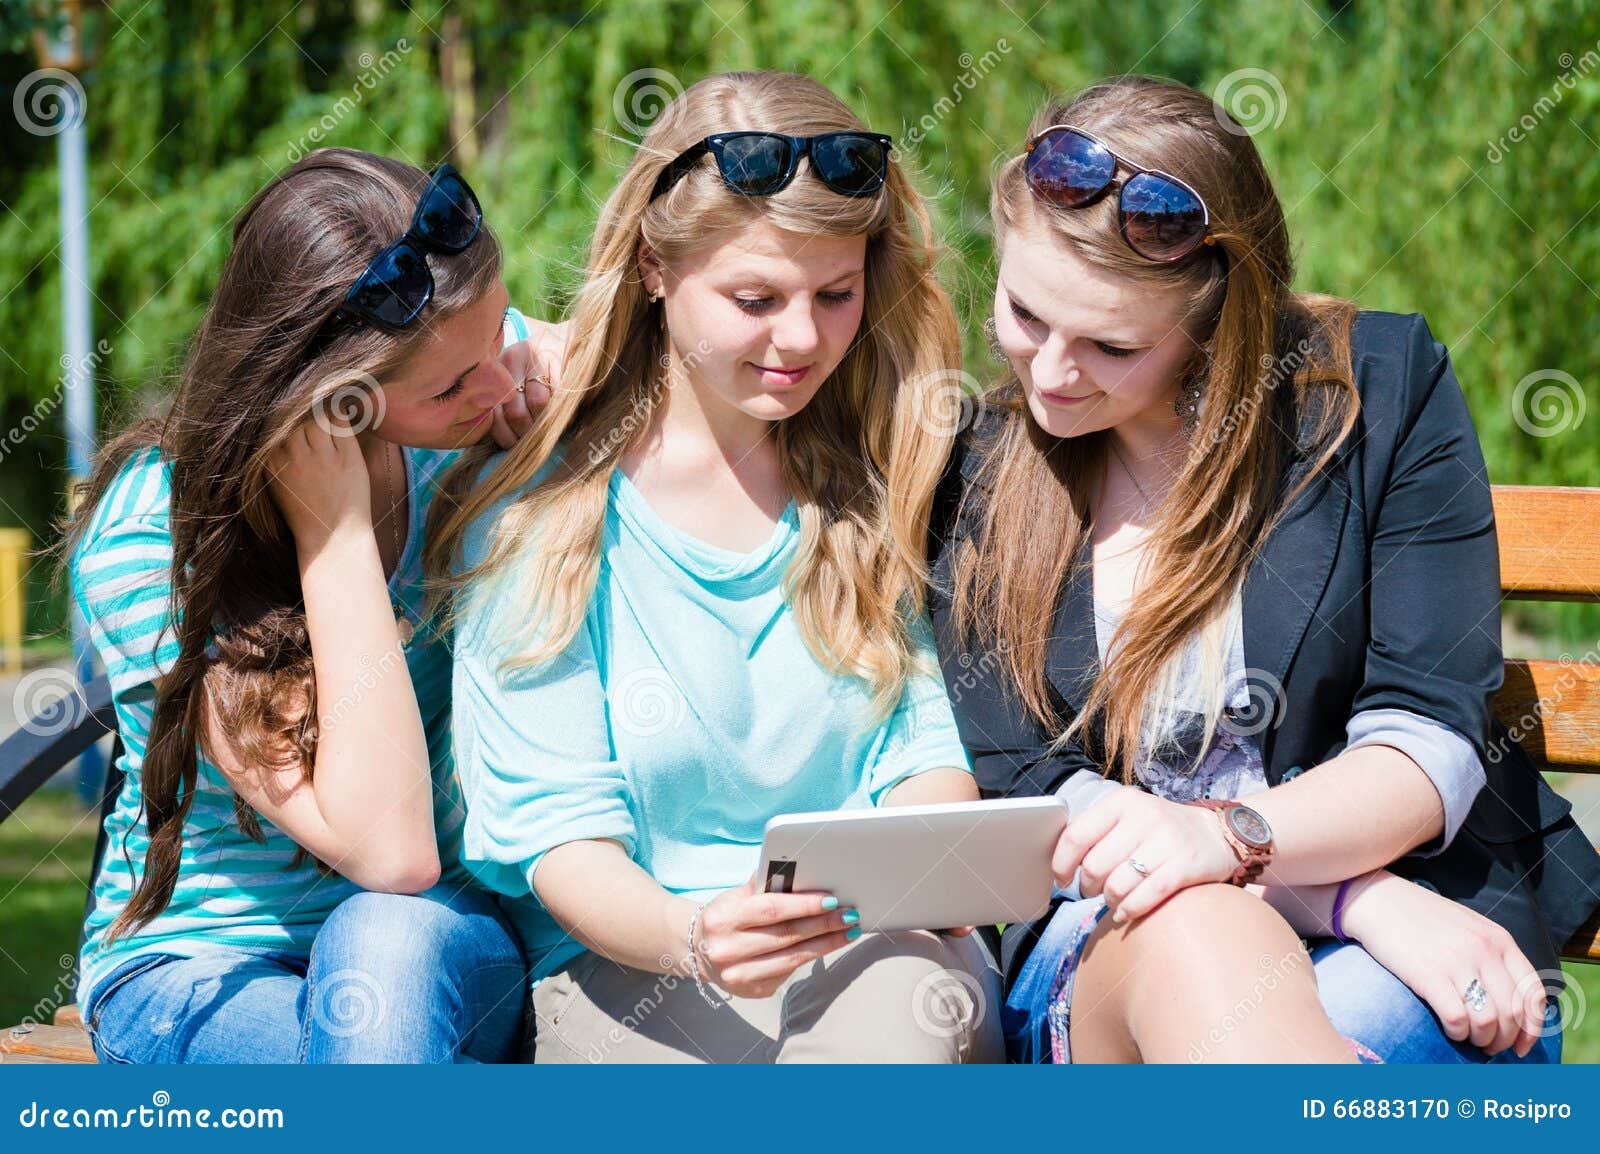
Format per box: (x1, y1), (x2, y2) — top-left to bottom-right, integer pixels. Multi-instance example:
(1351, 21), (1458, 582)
(307, 894), (442, 1037)
(848, 928), (992, 985)
(1131, 883), (1290, 943)
(326, 886), (504, 947)
(320, 891), (448, 963)
(305, 892), (517, 1052)
(1117, 884), (1310, 983)
(317, 889), (518, 984)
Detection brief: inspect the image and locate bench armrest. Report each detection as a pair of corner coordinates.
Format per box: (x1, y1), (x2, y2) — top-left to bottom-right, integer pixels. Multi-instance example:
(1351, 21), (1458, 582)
(0, 676), (116, 824)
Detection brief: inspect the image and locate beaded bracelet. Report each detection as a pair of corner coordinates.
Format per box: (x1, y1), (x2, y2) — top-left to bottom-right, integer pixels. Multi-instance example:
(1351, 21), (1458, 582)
(685, 903), (721, 1008)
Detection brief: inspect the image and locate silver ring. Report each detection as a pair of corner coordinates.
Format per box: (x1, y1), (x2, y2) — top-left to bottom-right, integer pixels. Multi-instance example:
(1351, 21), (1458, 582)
(1127, 857), (1151, 877)
(1462, 978), (1489, 1013)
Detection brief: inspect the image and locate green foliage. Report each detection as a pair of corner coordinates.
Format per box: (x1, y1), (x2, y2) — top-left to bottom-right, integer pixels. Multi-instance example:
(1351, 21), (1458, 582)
(0, 0), (56, 56)
(1, 0), (1597, 639)
(0, 789), (96, 1027)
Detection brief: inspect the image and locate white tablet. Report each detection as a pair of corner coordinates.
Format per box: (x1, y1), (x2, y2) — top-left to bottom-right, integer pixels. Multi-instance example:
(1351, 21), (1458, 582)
(759, 796), (1068, 932)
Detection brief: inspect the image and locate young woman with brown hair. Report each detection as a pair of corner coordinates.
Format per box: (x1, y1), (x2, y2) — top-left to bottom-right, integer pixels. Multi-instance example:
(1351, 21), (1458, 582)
(930, 75), (1600, 1063)
(68, 148), (552, 1063)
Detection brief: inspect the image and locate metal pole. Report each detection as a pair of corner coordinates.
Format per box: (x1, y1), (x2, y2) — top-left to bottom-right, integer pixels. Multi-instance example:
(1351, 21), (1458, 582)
(56, 78), (103, 806)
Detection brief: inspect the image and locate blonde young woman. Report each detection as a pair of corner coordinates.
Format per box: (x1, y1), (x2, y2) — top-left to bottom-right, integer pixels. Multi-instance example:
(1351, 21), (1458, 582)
(930, 75), (1600, 1063)
(429, 71), (1003, 1063)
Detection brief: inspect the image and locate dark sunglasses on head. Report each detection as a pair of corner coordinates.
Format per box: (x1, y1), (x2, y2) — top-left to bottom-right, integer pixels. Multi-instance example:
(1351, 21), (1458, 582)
(650, 131), (893, 201)
(332, 163), (484, 331)
(1023, 124), (1214, 263)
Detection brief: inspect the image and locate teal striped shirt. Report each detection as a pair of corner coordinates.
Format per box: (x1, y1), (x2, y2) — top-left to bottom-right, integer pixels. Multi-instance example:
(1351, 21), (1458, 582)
(74, 307), (535, 1007)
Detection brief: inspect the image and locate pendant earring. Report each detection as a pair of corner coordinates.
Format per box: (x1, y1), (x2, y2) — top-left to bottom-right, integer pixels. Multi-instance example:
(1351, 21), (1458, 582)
(982, 316), (1008, 364)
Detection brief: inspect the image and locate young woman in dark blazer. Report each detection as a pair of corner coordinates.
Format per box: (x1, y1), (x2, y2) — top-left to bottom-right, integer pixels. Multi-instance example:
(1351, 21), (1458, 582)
(929, 75), (1600, 1063)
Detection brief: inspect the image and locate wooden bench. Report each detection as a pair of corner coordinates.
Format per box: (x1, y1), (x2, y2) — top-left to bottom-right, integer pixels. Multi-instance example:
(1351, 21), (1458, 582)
(3, 484), (1598, 1063)
(1489, 486), (1600, 960)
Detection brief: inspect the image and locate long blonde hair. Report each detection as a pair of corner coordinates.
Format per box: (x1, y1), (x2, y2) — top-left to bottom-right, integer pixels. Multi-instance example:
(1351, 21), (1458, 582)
(427, 71), (962, 717)
(949, 76), (1360, 780)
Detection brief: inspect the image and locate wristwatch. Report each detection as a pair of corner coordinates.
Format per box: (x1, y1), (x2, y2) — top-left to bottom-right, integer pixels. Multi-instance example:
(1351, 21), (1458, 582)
(1188, 799), (1275, 885)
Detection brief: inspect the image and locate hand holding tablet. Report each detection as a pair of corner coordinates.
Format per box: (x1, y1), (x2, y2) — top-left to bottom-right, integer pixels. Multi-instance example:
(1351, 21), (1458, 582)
(693, 876), (862, 1000)
(759, 797), (1069, 932)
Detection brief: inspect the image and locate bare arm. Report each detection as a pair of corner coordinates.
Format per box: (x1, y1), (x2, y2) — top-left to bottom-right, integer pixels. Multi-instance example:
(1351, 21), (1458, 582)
(535, 838), (855, 999)
(1247, 744), (1444, 886)
(534, 839), (698, 974)
(1261, 869), (1547, 1059)
(881, 766), (979, 807)
(1064, 745), (1446, 922)
(207, 421), (438, 893)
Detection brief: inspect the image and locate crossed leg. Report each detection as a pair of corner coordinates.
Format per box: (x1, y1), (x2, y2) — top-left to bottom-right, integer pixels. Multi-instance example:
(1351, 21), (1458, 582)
(1069, 882), (1358, 1063)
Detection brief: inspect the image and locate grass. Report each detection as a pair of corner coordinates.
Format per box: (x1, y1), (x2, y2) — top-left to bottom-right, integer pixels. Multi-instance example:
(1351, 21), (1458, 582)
(0, 789), (99, 1027)
(1, 788), (1597, 1060)
(1564, 966), (1600, 1063)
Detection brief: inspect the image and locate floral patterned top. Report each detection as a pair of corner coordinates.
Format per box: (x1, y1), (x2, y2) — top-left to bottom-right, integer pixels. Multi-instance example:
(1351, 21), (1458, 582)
(1092, 594), (1270, 805)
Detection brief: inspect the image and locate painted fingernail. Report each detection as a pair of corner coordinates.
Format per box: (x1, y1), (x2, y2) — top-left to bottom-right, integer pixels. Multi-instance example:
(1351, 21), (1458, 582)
(842, 909), (860, 926)
(846, 926), (862, 941)
(821, 896), (839, 911)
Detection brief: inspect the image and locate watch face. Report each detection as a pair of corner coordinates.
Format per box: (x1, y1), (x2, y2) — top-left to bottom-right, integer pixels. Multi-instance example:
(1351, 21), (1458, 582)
(1228, 805), (1273, 849)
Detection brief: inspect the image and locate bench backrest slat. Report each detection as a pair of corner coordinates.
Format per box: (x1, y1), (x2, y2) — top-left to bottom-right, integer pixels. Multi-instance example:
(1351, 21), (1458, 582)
(1495, 660), (1600, 774)
(1493, 486), (1600, 603)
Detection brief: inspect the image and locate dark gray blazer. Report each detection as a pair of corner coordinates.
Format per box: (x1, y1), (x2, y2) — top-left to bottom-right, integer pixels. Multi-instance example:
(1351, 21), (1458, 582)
(928, 310), (1600, 987)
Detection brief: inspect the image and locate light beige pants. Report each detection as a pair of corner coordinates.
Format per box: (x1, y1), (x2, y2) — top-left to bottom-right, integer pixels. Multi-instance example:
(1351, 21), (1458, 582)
(529, 929), (1004, 1063)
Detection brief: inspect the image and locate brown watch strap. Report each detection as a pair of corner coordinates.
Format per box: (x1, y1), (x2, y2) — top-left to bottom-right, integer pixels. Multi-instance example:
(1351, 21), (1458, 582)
(1188, 799), (1272, 886)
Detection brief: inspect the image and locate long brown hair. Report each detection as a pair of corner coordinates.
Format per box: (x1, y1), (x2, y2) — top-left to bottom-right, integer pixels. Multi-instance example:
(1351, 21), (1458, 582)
(949, 76), (1359, 780)
(64, 149), (503, 939)
(426, 72), (962, 719)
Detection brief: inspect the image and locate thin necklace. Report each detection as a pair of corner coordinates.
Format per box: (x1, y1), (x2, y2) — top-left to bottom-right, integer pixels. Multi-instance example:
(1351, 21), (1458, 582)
(1108, 438), (1155, 517)
(382, 443), (414, 648)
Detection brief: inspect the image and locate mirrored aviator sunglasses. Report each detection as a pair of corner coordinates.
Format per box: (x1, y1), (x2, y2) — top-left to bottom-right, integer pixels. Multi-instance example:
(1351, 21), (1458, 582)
(338, 163), (484, 330)
(650, 131), (892, 200)
(1022, 125), (1213, 263)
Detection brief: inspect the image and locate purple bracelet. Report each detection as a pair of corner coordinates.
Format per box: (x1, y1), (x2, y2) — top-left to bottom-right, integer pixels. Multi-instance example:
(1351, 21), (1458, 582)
(1331, 878), (1356, 942)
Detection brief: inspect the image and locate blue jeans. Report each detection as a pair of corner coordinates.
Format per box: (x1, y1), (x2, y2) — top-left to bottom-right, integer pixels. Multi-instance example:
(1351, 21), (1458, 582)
(1309, 939), (1562, 1064)
(82, 886), (527, 1064)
